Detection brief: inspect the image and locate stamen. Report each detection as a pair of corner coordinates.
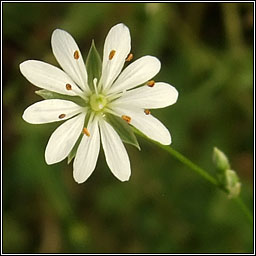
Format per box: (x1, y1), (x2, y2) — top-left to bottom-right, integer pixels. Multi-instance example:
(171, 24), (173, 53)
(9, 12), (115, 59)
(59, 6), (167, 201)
(59, 114), (66, 119)
(126, 53), (133, 62)
(82, 127), (90, 137)
(144, 109), (151, 115)
(93, 78), (98, 95)
(106, 91), (124, 101)
(66, 83), (72, 90)
(74, 50), (79, 60)
(122, 115), (131, 124)
(147, 80), (155, 87)
(109, 50), (116, 60)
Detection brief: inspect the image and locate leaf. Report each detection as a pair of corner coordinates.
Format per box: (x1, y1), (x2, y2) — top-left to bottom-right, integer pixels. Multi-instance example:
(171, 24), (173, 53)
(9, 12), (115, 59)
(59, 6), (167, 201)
(67, 133), (83, 164)
(105, 113), (140, 150)
(35, 89), (86, 107)
(86, 40), (102, 91)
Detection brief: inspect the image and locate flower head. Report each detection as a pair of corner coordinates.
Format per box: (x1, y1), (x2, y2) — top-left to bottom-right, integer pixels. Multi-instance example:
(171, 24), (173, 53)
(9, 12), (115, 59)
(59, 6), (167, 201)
(20, 23), (178, 183)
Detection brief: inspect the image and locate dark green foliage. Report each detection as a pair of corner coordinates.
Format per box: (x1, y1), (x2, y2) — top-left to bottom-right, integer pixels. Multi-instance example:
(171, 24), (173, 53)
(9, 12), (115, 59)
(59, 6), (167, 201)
(3, 2), (253, 253)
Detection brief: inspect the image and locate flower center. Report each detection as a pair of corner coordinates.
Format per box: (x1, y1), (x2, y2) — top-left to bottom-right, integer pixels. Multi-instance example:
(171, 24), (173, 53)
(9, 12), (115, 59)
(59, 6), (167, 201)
(90, 94), (107, 112)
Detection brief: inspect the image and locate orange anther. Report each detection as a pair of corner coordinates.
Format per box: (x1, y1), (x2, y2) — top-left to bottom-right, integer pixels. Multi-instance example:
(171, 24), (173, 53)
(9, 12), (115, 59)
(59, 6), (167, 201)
(82, 127), (90, 137)
(147, 80), (155, 87)
(144, 109), (151, 115)
(66, 83), (72, 90)
(121, 115), (131, 124)
(58, 114), (66, 119)
(126, 53), (133, 62)
(74, 50), (79, 60)
(109, 50), (116, 60)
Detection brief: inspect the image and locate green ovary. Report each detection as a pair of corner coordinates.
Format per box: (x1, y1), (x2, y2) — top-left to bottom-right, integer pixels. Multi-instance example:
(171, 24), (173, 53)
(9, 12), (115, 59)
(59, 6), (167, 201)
(90, 94), (107, 112)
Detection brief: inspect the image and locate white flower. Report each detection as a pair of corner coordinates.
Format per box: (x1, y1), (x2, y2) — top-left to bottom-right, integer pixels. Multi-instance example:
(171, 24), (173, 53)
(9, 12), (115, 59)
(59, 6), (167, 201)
(20, 23), (178, 183)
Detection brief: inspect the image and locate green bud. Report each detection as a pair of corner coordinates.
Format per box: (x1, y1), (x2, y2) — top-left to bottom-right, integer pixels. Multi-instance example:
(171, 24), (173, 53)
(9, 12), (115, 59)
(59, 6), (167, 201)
(213, 147), (231, 171)
(225, 169), (241, 199)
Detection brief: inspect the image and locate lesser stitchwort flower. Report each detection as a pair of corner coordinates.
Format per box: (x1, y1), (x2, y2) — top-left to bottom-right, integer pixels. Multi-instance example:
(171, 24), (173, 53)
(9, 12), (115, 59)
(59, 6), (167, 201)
(20, 23), (178, 183)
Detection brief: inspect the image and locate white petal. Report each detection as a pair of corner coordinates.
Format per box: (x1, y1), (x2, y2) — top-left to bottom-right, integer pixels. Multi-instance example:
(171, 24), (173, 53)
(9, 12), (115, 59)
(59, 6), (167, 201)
(22, 99), (83, 124)
(73, 117), (100, 183)
(45, 113), (85, 164)
(20, 60), (83, 96)
(113, 107), (171, 145)
(112, 82), (178, 109)
(101, 23), (131, 91)
(99, 119), (131, 181)
(108, 56), (161, 94)
(51, 29), (89, 92)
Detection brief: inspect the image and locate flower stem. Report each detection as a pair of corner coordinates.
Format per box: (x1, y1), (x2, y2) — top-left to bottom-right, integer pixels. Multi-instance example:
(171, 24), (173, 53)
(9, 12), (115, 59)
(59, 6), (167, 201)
(158, 144), (219, 186)
(135, 130), (253, 224)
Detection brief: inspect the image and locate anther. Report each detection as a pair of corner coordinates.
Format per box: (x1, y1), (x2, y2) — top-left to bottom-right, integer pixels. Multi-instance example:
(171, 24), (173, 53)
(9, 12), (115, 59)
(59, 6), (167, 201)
(126, 53), (133, 62)
(122, 115), (131, 124)
(59, 114), (66, 119)
(82, 127), (90, 137)
(66, 83), (72, 90)
(144, 109), (151, 115)
(74, 50), (79, 60)
(109, 50), (116, 60)
(147, 80), (155, 87)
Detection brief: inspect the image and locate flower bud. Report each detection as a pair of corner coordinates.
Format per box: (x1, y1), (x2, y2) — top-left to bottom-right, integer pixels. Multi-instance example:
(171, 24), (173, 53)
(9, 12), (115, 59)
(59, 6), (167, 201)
(213, 147), (231, 171)
(225, 169), (241, 198)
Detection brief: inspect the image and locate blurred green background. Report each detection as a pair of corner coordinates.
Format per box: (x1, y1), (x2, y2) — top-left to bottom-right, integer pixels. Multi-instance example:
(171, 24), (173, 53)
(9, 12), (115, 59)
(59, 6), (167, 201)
(3, 2), (253, 253)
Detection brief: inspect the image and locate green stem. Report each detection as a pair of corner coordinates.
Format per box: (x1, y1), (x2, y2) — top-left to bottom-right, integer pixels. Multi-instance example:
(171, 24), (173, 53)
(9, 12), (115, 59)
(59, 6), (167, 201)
(136, 130), (253, 224)
(158, 144), (219, 186)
